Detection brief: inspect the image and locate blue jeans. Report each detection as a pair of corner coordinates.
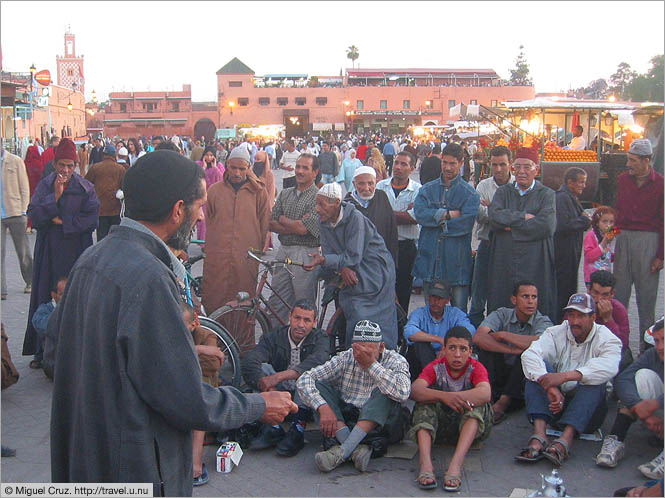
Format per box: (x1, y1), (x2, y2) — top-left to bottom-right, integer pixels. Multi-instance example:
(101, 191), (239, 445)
(450, 285), (470, 314)
(525, 364), (608, 434)
(468, 240), (490, 327)
(321, 174), (336, 184)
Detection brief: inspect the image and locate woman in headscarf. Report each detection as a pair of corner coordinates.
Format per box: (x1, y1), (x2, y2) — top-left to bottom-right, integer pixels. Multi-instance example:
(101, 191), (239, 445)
(332, 144), (343, 168)
(336, 148), (362, 194)
(195, 146), (225, 243)
(367, 146), (388, 181)
(24, 144), (43, 232)
(252, 150), (277, 252)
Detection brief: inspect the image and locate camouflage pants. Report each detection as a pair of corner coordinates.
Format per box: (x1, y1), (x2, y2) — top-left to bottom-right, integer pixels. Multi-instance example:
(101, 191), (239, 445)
(407, 401), (492, 445)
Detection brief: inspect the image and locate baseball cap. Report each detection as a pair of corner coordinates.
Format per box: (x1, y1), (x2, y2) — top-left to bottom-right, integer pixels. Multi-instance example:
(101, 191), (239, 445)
(424, 280), (451, 299)
(564, 293), (596, 314)
(103, 144), (116, 156)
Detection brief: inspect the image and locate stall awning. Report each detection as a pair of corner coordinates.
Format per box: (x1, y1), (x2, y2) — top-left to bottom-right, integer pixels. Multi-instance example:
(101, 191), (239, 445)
(334, 123), (345, 130)
(312, 123), (332, 131)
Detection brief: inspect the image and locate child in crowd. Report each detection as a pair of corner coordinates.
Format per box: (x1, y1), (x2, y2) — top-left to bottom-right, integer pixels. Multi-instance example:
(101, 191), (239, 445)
(30, 277), (67, 369)
(181, 302), (225, 487)
(584, 206), (618, 286)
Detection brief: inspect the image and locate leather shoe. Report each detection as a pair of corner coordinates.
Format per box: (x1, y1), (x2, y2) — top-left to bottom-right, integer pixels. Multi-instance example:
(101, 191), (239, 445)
(249, 425), (285, 450)
(275, 425), (304, 457)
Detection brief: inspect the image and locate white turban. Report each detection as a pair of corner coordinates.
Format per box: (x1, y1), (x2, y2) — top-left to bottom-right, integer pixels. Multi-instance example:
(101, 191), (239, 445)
(353, 166), (376, 179)
(317, 182), (342, 201)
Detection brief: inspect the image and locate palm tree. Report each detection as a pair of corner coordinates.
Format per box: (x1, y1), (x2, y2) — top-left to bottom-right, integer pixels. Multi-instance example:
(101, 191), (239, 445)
(346, 45), (359, 69)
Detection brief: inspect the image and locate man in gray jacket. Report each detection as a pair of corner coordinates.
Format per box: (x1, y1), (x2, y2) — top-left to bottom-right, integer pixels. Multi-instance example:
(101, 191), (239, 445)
(49, 151), (297, 496)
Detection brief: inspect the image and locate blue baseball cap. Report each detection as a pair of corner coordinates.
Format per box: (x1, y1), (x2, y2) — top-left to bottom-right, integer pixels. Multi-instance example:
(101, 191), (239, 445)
(103, 144), (116, 156)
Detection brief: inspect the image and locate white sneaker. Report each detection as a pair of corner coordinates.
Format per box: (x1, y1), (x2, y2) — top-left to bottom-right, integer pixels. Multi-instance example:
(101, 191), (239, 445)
(596, 435), (625, 468)
(638, 450), (664, 479)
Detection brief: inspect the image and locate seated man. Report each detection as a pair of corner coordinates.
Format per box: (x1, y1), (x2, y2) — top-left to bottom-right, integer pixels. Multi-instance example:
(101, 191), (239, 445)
(473, 281), (553, 424)
(242, 300), (329, 457)
(588, 270), (632, 371)
(296, 320), (411, 473)
(404, 280), (475, 380)
(408, 326), (492, 492)
(596, 319), (663, 477)
(31, 276), (67, 370)
(517, 293), (622, 466)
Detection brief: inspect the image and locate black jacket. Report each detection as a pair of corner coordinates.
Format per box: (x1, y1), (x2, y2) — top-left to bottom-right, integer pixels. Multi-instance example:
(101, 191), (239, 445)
(242, 325), (329, 390)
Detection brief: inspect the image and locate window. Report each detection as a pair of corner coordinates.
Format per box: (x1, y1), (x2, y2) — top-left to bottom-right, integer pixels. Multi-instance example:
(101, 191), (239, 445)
(229, 81), (243, 87)
(259, 97), (270, 106)
(67, 69), (73, 77)
(380, 100), (387, 109)
(172, 102), (179, 112)
(491, 100), (498, 107)
(425, 100), (433, 109)
(316, 97), (327, 106)
(238, 98), (249, 106)
(119, 103), (127, 113)
(295, 97), (306, 106)
(142, 102), (156, 112)
(403, 100), (410, 109)
(448, 100), (456, 108)
(277, 97), (288, 106)
(356, 100), (364, 110)
(470, 99), (478, 105)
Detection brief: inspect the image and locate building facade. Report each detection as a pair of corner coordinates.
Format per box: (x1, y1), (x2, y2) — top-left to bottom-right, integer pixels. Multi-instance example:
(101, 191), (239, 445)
(101, 84), (218, 140)
(216, 58), (536, 137)
(56, 28), (85, 94)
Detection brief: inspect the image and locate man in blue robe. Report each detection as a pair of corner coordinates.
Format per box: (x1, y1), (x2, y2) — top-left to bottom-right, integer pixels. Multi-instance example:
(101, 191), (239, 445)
(22, 138), (100, 367)
(304, 183), (398, 350)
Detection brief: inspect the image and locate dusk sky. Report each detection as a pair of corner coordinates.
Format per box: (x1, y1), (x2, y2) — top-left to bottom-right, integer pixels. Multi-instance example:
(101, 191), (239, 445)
(2, 1), (663, 102)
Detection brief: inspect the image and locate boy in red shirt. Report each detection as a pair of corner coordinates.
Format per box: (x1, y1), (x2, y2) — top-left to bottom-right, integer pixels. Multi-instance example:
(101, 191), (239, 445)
(408, 326), (492, 492)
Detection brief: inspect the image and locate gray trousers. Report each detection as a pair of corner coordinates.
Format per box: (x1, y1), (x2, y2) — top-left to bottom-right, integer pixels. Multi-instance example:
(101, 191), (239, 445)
(1, 215), (33, 295)
(267, 244), (319, 326)
(614, 230), (661, 352)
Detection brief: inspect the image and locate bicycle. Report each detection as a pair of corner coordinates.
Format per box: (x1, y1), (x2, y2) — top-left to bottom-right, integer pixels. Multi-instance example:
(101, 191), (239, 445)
(207, 249), (306, 357)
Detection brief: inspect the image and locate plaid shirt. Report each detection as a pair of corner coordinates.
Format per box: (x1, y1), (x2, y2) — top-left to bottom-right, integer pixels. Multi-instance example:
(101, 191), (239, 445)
(271, 184), (320, 247)
(296, 348), (411, 409)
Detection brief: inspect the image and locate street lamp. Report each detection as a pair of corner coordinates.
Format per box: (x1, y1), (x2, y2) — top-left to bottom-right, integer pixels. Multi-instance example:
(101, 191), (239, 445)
(228, 101), (235, 115)
(91, 89), (98, 104)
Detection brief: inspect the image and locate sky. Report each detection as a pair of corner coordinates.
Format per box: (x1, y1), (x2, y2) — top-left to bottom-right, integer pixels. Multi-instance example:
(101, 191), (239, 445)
(2, 1), (663, 102)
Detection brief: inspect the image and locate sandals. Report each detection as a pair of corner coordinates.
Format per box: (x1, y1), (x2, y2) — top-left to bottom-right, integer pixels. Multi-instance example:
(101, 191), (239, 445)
(492, 410), (507, 425)
(543, 438), (570, 466)
(443, 472), (462, 492)
(416, 471), (437, 490)
(515, 434), (547, 462)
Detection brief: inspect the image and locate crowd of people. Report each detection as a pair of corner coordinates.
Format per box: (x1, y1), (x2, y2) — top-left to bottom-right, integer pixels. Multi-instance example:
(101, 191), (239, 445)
(0, 127), (662, 496)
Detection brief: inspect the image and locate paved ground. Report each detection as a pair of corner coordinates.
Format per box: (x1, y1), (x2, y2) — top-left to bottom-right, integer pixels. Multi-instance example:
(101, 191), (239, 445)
(1, 167), (663, 496)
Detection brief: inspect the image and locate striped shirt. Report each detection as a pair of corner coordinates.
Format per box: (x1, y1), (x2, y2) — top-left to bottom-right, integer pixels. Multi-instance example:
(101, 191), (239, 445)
(296, 348), (411, 409)
(271, 183), (320, 247)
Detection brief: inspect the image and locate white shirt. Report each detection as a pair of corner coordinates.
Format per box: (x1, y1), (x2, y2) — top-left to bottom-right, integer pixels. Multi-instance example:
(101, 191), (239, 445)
(521, 321), (622, 393)
(376, 177), (422, 241)
(280, 150), (301, 178)
(473, 174), (515, 242)
(568, 136), (586, 150)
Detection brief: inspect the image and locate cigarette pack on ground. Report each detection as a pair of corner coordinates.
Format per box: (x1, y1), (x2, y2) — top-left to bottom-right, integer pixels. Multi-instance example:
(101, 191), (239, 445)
(216, 442), (243, 473)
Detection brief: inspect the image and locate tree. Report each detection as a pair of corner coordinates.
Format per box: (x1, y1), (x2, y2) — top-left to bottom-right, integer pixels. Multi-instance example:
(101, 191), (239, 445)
(573, 78), (609, 99)
(646, 54), (664, 101)
(621, 55), (663, 102)
(346, 45), (359, 69)
(509, 45), (532, 86)
(609, 62), (636, 100)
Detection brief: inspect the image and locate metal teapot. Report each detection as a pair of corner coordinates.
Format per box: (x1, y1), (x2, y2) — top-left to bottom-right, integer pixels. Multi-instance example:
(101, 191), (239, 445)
(528, 469), (568, 497)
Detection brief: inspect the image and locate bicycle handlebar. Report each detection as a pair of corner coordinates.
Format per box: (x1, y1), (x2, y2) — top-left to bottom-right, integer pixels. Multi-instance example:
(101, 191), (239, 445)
(247, 249), (304, 267)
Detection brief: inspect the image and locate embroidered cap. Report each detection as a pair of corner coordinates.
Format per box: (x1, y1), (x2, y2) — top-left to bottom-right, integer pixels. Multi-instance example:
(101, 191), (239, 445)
(317, 182), (342, 201)
(564, 292), (596, 314)
(352, 320), (383, 343)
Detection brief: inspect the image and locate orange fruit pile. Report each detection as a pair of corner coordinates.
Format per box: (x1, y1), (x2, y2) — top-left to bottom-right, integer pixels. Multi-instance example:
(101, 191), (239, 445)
(544, 149), (597, 162)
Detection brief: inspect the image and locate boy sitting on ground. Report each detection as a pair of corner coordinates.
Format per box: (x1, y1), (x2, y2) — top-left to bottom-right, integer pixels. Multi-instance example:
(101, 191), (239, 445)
(408, 326), (492, 492)
(31, 277), (67, 370)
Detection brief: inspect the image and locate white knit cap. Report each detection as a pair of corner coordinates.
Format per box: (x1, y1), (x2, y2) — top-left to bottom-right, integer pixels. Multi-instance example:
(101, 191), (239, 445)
(117, 147), (128, 156)
(228, 145), (251, 163)
(353, 166), (376, 179)
(317, 182), (342, 201)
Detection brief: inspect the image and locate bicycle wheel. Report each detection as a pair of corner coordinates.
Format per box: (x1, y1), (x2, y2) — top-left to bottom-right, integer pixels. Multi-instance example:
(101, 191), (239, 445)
(198, 317), (242, 388)
(326, 309), (347, 356)
(208, 305), (271, 357)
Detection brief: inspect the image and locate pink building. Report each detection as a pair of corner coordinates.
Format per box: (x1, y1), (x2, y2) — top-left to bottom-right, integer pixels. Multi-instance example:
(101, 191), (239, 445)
(216, 58), (536, 137)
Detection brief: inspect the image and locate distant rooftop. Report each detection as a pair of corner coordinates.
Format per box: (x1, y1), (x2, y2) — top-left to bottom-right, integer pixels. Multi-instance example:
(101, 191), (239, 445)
(347, 68), (499, 78)
(216, 57), (254, 75)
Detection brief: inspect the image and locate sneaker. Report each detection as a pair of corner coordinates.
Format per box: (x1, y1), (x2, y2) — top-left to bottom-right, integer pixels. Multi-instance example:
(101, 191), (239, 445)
(29, 360), (43, 369)
(275, 425), (305, 457)
(315, 445), (345, 473)
(24, 285), (31, 294)
(638, 451), (664, 479)
(193, 463), (208, 486)
(596, 435), (625, 468)
(350, 444), (372, 472)
(248, 425), (285, 450)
